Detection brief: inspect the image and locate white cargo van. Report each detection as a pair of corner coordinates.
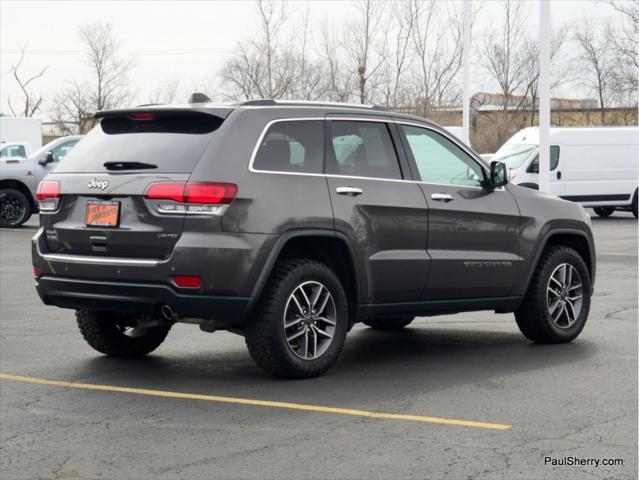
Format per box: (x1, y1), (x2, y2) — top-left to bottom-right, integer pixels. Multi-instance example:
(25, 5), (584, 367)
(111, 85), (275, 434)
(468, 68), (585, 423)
(491, 127), (638, 218)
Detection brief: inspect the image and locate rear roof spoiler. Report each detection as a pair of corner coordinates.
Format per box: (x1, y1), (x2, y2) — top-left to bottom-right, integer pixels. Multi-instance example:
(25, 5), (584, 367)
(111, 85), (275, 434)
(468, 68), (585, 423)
(94, 105), (235, 120)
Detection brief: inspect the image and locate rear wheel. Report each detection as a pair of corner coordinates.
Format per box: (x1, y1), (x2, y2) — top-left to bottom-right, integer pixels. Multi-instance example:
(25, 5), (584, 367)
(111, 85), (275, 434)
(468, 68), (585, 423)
(245, 259), (348, 379)
(363, 316), (414, 330)
(593, 206), (615, 218)
(0, 188), (31, 227)
(515, 246), (591, 343)
(76, 310), (171, 357)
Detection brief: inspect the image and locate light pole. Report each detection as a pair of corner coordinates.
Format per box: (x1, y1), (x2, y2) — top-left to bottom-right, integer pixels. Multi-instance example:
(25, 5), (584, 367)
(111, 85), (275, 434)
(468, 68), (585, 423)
(462, 0), (471, 145)
(538, 0), (551, 192)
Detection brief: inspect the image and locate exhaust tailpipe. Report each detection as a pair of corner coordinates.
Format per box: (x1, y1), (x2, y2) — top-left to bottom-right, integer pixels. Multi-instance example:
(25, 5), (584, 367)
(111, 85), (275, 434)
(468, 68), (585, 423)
(160, 304), (176, 321)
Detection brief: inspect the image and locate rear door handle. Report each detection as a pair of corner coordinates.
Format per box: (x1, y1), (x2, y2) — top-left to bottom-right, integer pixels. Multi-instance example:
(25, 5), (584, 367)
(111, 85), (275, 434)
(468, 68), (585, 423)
(431, 193), (454, 202)
(336, 186), (364, 196)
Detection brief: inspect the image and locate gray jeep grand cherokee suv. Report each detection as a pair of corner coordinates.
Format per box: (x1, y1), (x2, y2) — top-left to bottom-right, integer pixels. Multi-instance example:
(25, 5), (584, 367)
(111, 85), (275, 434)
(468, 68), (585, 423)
(32, 97), (596, 378)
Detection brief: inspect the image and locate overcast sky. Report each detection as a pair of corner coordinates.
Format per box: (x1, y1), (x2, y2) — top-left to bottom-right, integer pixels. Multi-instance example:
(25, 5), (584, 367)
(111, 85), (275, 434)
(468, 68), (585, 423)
(0, 0), (617, 118)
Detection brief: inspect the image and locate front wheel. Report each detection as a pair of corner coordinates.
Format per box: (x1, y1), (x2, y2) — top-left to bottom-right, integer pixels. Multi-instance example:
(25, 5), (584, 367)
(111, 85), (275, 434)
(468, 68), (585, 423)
(515, 246), (591, 343)
(363, 316), (414, 330)
(0, 188), (31, 227)
(76, 310), (171, 357)
(593, 207), (615, 218)
(245, 259), (348, 379)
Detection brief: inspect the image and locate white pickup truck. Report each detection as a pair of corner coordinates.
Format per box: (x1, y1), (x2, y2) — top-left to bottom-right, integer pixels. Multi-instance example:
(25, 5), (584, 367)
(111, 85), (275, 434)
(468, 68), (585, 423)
(0, 136), (82, 227)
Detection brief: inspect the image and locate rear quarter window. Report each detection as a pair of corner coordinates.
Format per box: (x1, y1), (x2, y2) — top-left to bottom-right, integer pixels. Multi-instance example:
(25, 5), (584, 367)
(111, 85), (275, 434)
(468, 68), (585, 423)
(54, 112), (223, 173)
(253, 120), (324, 174)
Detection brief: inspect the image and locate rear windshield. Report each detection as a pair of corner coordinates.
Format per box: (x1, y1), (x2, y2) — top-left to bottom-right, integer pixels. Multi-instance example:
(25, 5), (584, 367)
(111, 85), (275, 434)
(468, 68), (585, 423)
(54, 112), (223, 173)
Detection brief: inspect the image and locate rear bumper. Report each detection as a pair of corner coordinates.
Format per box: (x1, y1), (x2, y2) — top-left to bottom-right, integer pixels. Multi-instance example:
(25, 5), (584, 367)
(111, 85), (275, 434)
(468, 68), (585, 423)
(36, 276), (251, 324)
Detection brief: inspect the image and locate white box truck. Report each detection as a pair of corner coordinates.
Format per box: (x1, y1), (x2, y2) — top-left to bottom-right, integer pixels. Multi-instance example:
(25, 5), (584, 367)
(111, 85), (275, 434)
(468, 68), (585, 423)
(0, 117), (43, 150)
(491, 127), (639, 218)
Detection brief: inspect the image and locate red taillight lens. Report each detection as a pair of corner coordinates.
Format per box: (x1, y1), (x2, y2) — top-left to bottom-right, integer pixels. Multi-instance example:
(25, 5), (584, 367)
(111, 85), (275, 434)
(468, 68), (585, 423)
(172, 275), (201, 288)
(145, 182), (237, 205)
(185, 182), (237, 204)
(33, 266), (42, 278)
(36, 180), (60, 200)
(144, 182), (186, 202)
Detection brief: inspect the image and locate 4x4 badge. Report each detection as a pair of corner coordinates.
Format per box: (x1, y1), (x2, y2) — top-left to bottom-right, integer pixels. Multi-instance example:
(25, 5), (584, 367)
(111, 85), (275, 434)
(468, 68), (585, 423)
(87, 178), (109, 190)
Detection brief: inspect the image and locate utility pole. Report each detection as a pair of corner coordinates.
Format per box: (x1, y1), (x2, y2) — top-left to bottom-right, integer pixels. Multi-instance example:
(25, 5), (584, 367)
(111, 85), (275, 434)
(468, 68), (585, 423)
(462, 0), (471, 145)
(538, 0), (551, 192)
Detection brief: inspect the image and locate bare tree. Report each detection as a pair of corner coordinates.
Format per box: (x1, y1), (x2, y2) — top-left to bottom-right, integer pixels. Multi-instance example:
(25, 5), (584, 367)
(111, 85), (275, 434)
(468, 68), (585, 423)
(318, 20), (355, 102)
(221, 0), (300, 100)
(7, 45), (48, 117)
(52, 22), (134, 132)
(343, 0), (388, 104)
(481, 0), (530, 144)
(146, 77), (182, 105)
(520, 26), (570, 126)
(575, 19), (615, 123)
(51, 81), (92, 134)
(409, 0), (469, 114)
(604, 0), (638, 108)
(380, 0), (415, 108)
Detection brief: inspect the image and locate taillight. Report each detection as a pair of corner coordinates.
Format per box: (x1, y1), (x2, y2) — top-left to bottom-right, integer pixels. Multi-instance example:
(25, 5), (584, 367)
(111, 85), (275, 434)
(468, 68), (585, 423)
(36, 180), (61, 211)
(144, 182), (186, 203)
(33, 266), (42, 278)
(185, 182), (237, 204)
(144, 182), (237, 215)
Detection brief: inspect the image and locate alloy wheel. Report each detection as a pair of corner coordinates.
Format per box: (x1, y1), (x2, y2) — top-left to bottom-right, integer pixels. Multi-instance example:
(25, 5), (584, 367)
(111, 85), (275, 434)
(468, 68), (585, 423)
(283, 281), (337, 360)
(546, 263), (583, 329)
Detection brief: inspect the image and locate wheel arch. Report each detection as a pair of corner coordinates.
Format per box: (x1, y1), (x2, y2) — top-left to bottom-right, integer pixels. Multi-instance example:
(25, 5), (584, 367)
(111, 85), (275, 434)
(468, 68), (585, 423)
(247, 229), (362, 319)
(523, 228), (595, 297)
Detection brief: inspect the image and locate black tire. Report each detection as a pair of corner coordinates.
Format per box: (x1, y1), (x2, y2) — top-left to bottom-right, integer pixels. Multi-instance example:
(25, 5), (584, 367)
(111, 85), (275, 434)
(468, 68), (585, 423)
(76, 309), (171, 357)
(363, 316), (415, 330)
(0, 188), (31, 227)
(632, 192), (638, 219)
(593, 206), (615, 218)
(244, 259), (348, 379)
(515, 246), (591, 344)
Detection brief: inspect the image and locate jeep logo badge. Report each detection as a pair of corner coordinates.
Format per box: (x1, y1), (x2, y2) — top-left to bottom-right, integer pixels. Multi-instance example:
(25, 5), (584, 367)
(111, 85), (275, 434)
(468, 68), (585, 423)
(87, 178), (109, 190)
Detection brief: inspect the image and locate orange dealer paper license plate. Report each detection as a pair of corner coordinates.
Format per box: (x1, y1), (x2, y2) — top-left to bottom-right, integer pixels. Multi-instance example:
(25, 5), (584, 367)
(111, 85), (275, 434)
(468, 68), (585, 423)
(85, 202), (120, 227)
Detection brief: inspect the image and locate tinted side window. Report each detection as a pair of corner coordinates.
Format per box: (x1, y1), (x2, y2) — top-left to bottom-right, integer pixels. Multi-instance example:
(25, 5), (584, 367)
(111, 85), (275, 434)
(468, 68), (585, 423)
(328, 121), (402, 180)
(401, 125), (484, 187)
(527, 146), (561, 173)
(1, 145), (26, 158)
(253, 120), (324, 174)
(51, 140), (79, 162)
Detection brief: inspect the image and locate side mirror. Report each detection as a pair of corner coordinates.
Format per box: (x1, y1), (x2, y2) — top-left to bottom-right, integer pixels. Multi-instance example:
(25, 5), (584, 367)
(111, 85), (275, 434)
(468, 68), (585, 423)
(490, 161), (508, 188)
(39, 151), (54, 166)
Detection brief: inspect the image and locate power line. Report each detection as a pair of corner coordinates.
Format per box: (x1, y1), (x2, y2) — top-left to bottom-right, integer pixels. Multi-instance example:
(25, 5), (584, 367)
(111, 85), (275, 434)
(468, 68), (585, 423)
(0, 48), (234, 56)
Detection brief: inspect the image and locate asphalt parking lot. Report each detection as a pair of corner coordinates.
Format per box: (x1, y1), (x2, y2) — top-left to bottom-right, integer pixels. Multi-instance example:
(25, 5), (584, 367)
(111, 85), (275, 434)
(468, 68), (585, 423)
(1, 213), (637, 480)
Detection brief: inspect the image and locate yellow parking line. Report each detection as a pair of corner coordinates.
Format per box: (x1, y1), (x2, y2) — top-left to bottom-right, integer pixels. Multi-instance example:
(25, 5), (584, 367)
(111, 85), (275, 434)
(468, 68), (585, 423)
(1, 372), (510, 431)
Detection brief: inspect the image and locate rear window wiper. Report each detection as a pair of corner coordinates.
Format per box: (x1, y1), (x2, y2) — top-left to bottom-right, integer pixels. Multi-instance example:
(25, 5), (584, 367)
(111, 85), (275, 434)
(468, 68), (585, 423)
(104, 161), (157, 170)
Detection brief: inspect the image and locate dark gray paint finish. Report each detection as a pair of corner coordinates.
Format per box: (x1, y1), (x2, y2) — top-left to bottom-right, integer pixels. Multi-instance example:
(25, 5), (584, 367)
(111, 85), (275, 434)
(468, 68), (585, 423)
(32, 103), (596, 325)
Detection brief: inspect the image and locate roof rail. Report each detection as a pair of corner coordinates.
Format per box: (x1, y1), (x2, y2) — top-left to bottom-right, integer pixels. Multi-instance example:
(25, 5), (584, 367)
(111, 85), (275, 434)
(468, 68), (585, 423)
(238, 99), (389, 111)
(241, 99), (277, 106)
